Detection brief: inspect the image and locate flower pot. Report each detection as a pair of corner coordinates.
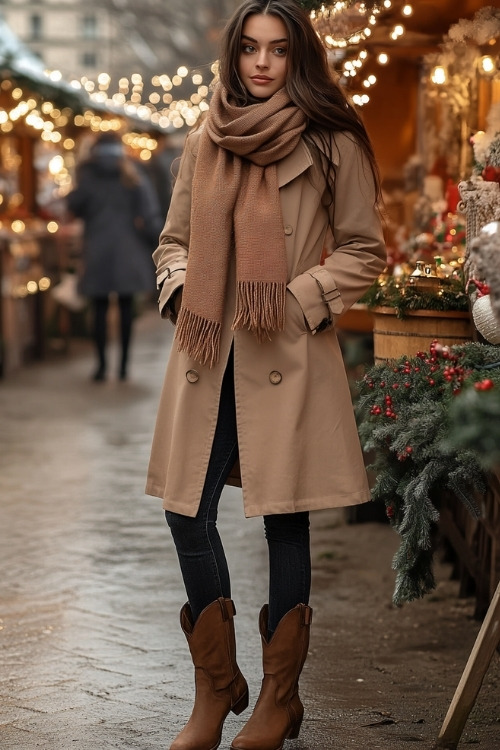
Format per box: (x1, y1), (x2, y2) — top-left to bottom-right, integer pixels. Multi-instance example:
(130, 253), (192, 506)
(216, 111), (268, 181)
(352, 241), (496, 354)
(372, 306), (473, 363)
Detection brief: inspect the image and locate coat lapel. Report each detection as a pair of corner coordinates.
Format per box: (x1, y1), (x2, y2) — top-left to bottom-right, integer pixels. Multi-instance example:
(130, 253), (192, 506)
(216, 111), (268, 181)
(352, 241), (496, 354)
(277, 138), (313, 188)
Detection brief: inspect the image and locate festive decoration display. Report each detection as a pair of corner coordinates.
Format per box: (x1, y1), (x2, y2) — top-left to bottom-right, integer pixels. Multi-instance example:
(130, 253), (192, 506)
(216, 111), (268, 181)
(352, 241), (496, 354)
(458, 182), (500, 271)
(470, 103), (500, 183)
(361, 273), (469, 318)
(458, 174), (500, 346)
(307, 1), (387, 48)
(356, 340), (500, 606)
(471, 292), (500, 344)
(469, 221), (500, 328)
(422, 6), (500, 180)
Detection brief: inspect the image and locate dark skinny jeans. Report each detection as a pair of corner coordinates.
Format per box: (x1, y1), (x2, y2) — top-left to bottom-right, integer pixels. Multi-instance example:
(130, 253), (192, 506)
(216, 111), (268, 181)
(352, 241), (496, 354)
(165, 349), (311, 636)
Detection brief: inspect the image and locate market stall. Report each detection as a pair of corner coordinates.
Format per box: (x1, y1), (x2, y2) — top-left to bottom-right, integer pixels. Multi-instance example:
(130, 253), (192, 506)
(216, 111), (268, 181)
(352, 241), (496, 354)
(337, 5), (500, 355)
(0, 19), (85, 375)
(354, 7), (500, 620)
(0, 19), (170, 376)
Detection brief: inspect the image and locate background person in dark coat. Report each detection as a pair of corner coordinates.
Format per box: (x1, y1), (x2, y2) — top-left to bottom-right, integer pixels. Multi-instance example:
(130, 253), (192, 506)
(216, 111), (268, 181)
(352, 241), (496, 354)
(67, 132), (163, 381)
(145, 133), (181, 217)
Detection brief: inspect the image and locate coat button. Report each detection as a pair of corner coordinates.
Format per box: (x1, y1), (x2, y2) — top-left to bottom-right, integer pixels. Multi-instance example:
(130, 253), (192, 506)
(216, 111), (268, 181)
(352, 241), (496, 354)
(269, 370), (282, 385)
(284, 225), (293, 236)
(186, 369), (199, 383)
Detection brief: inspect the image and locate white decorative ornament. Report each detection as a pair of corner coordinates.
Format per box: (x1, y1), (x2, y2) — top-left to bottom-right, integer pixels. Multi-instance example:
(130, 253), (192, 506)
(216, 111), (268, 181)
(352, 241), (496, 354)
(472, 294), (500, 345)
(51, 273), (87, 312)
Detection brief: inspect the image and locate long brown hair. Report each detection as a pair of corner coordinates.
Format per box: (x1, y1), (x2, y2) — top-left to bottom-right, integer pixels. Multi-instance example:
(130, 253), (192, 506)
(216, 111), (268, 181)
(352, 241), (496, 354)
(218, 0), (381, 200)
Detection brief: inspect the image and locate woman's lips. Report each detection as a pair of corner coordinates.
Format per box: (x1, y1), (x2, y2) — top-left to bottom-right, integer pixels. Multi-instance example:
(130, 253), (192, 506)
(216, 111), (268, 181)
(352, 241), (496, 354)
(251, 76), (273, 84)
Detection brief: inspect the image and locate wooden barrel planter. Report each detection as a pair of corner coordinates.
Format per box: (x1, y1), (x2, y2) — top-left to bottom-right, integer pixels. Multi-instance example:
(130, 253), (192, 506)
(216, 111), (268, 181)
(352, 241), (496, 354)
(373, 306), (473, 363)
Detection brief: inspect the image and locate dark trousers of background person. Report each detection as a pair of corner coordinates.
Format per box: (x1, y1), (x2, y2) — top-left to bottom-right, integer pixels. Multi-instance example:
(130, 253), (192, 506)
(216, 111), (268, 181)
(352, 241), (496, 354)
(165, 347), (311, 637)
(91, 295), (134, 381)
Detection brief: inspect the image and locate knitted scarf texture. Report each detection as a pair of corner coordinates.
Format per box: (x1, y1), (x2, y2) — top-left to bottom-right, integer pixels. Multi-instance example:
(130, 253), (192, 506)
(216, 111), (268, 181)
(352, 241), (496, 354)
(175, 84), (307, 367)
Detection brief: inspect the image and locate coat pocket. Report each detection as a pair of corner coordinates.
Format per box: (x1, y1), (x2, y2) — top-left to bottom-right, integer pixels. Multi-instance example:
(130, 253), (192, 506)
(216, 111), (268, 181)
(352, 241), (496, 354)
(285, 290), (308, 336)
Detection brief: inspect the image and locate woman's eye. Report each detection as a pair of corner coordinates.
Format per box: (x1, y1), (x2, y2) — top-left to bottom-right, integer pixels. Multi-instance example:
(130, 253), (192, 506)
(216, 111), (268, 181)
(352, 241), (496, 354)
(242, 44), (255, 54)
(274, 47), (287, 56)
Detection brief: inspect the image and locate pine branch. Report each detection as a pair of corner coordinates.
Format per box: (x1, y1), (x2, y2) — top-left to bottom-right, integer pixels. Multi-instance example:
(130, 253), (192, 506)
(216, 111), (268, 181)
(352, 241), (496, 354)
(356, 340), (500, 605)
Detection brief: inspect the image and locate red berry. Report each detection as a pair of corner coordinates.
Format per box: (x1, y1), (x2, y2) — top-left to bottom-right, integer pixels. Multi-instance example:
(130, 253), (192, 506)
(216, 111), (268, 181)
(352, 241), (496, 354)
(475, 379), (494, 391)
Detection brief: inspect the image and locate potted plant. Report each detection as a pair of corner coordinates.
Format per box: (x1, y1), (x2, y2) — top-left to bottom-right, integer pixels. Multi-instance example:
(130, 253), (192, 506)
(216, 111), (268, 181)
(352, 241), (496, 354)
(361, 272), (472, 362)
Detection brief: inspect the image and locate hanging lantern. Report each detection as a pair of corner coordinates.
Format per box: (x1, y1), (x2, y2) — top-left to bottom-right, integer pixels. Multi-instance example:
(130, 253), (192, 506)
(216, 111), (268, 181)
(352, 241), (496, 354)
(305, 2), (387, 48)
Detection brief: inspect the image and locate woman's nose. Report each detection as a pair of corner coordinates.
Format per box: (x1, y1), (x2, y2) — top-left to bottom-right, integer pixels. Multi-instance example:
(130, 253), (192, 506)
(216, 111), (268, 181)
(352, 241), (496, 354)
(256, 51), (269, 69)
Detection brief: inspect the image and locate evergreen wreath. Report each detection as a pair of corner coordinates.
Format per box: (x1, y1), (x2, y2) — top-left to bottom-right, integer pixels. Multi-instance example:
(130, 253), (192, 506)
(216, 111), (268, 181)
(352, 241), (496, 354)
(356, 340), (500, 606)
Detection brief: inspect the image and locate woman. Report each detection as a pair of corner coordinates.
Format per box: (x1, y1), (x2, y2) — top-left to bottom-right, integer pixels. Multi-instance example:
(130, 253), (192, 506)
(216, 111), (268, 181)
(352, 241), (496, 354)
(146, 1), (386, 748)
(67, 132), (162, 381)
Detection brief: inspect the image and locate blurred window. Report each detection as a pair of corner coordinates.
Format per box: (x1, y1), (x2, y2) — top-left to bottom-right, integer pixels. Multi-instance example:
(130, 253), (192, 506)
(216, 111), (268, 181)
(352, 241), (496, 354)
(82, 51), (97, 67)
(30, 14), (42, 40)
(82, 15), (98, 39)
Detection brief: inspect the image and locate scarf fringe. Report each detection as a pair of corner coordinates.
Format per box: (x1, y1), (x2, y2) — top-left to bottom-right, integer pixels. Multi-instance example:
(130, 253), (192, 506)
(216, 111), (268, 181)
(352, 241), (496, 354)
(232, 281), (286, 342)
(175, 307), (221, 368)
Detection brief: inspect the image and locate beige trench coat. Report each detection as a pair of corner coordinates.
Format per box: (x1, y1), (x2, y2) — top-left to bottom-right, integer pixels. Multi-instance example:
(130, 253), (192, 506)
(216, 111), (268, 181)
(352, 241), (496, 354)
(145, 127), (386, 518)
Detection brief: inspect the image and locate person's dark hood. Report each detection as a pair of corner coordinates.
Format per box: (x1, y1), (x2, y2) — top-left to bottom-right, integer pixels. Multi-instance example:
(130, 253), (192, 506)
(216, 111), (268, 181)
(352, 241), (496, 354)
(90, 141), (123, 176)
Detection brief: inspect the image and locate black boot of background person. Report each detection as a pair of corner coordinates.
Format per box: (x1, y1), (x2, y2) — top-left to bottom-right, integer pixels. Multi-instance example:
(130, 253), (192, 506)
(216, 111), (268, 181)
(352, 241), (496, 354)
(92, 296), (109, 382)
(118, 295), (133, 381)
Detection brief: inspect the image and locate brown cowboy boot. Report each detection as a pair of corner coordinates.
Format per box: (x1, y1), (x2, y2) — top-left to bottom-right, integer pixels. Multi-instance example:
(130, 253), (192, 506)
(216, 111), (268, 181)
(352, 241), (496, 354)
(230, 603), (312, 750)
(170, 597), (249, 750)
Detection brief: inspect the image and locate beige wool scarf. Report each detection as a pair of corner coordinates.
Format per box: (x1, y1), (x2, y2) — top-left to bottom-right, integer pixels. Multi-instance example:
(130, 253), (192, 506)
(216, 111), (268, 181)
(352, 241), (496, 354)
(175, 83), (307, 367)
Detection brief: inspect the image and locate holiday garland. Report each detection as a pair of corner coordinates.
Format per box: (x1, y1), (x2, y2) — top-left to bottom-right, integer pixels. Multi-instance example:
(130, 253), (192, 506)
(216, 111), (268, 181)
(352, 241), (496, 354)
(356, 340), (500, 606)
(360, 274), (470, 318)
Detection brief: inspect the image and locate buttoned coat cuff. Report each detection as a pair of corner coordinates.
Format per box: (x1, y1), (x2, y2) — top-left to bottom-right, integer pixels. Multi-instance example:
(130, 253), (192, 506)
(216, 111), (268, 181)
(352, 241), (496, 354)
(157, 266), (186, 320)
(287, 266), (344, 333)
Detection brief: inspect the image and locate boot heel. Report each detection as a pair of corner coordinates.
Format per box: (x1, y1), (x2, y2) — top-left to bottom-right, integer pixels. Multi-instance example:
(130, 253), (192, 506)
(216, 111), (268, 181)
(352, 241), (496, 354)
(287, 715), (303, 740)
(231, 687), (249, 715)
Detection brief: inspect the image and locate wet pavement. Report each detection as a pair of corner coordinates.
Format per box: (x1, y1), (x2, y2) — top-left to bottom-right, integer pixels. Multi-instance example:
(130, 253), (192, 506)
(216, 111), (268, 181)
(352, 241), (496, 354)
(1, 306), (499, 750)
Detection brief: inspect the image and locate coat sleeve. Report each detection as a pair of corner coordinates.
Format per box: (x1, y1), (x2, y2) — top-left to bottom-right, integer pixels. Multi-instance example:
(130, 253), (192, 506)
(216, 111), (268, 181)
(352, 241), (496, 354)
(153, 130), (199, 320)
(134, 174), (165, 246)
(66, 171), (90, 219)
(287, 132), (387, 333)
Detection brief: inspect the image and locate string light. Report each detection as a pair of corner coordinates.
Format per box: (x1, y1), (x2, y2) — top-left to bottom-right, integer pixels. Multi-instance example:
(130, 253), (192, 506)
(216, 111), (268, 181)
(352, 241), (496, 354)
(431, 65), (447, 85)
(479, 55), (496, 76)
(329, 2), (412, 103)
(390, 24), (405, 40)
(311, 2), (387, 48)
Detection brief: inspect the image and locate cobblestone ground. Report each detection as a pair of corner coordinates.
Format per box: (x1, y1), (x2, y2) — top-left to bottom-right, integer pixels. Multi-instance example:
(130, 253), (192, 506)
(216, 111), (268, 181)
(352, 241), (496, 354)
(1, 306), (499, 750)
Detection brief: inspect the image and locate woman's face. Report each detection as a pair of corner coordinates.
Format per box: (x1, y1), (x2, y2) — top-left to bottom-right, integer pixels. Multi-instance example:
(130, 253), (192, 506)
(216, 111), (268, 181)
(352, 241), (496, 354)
(238, 13), (288, 99)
